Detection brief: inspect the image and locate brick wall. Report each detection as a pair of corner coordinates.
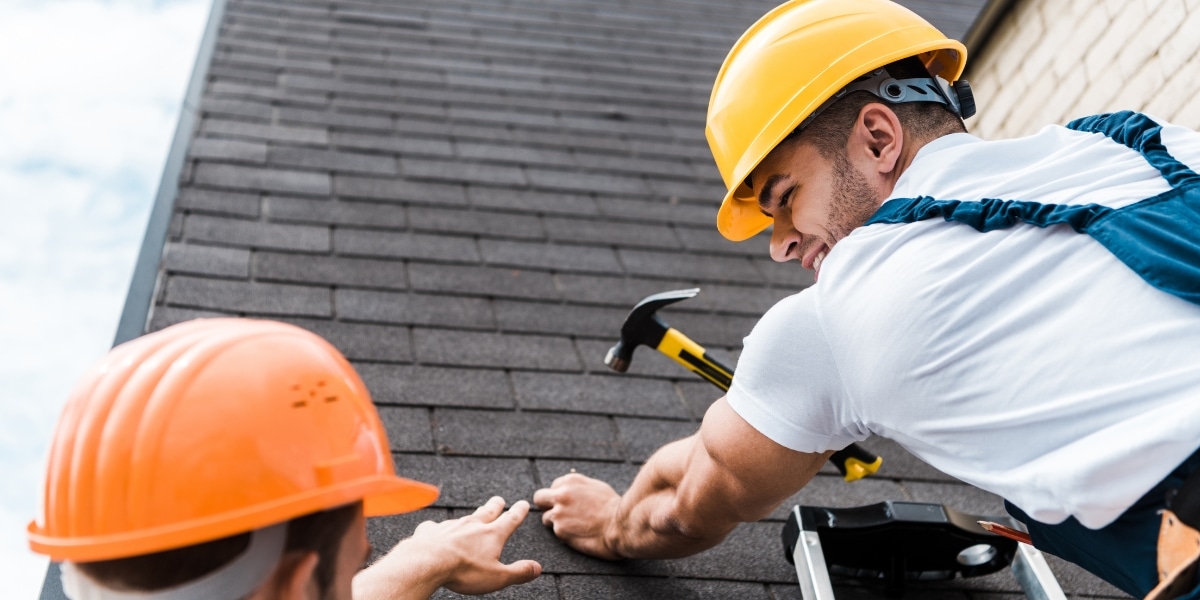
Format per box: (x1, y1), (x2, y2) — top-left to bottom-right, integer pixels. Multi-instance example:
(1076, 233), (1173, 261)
(967, 0), (1200, 139)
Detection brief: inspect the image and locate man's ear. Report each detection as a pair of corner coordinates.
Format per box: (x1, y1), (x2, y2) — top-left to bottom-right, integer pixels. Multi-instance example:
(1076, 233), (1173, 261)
(851, 103), (903, 175)
(265, 551), (320, 600)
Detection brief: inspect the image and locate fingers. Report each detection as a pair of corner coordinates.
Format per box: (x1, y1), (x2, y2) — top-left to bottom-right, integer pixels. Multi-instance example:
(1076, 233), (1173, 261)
(532, 486), (555, 509)
(496, 500), (530, 535)
(533, 471), (590, 509)
(551, 471), (588, 487)
(500, 559), (542, 587)
(472, 496), (506, 521)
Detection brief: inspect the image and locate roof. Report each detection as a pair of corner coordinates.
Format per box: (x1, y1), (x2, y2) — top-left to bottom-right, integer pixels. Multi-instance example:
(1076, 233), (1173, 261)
(47, 0), (1130, 598)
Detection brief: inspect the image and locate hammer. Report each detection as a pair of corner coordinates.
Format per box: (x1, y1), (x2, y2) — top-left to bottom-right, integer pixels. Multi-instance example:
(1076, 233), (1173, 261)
(605, 288), (882, 482)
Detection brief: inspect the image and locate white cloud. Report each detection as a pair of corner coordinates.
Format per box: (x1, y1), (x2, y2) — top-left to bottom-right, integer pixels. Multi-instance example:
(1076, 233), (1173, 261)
(0, 0), (210, 596)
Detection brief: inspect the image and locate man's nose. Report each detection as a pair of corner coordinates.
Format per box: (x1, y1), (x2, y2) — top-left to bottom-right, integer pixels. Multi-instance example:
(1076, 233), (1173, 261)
(769, 222), (800, 263)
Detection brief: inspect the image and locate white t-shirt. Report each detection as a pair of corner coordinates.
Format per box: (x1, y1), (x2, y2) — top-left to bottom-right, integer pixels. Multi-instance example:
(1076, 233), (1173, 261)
(727, 116), (1200, 529)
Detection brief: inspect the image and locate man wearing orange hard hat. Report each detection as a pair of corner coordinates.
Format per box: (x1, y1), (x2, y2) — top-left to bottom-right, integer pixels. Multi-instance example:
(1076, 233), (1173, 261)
(28, 318), (540, 599)
(536, 0), (1200, 598)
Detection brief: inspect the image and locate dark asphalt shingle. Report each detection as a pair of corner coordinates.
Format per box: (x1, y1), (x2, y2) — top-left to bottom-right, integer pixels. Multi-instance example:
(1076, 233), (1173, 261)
(336, 289), (496, 329)
(378, 406), (435, 452)
(394, 454), (538, 509)
(407, 263), (559, 300)
(286, 318), (413, 362)
(434, 409), (622, 460)
(177, 188), (261, 217)
(163, 242), (251, 278)
(334, 174), (468, 205)
(185, 214), (330, 251)
(254, 253), (408, 289)
(264, 196), (409, 228)
(334, 229), (474, 262)
(166, 275), (330, 316)
(413, 329), (582, 371)
(193, 162), (332, 196)
(513, 372), (687, 419)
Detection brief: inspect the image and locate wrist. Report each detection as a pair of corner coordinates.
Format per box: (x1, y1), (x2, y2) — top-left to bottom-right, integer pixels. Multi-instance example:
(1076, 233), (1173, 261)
(601, 497), (628, 560)
(353, 538), (448, 600)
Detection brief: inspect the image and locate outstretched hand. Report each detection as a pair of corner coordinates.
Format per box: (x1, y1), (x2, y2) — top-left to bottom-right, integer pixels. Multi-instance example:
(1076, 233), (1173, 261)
(532, 472), (623, 561)
(354, 497), (541, 600)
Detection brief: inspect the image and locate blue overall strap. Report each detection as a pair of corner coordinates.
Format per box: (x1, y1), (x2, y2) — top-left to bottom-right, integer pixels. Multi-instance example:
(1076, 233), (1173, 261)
(1067, 111), (1200, 188)
(866, 111), (1200, 306)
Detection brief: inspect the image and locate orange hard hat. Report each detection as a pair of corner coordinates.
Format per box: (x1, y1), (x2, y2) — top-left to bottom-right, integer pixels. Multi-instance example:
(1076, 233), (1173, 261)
(28, 318), (438, 562)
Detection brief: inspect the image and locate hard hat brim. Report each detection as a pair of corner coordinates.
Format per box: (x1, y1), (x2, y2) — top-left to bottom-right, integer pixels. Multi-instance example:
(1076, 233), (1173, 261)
(28, 474), (440, 562)
(717, 182), (773, 242)
(363, 475), (441, 517)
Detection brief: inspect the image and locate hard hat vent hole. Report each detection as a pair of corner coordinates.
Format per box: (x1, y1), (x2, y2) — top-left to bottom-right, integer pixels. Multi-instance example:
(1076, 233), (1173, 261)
(292, 401), (307, 408)
(324, 396), (338, 403)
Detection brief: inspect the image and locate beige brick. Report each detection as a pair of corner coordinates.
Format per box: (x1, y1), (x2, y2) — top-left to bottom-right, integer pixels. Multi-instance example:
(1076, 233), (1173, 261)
(1016, 0), (1047, 31)
(977, 76), (1031, 139)
(1043, 68), (1090, 127)
(1020, 23), (1068, 84)
(1110, 59), (1166, 113)
(1069, 0), (1104, 20)
(1067, 68), (1126, 117)
(995, 13), (1044, 82)
(1048, 6), (1111, 79)
(1173, 84), (1200, 130)
(1144, 0), (1170, 16)
(1009, 71), (1060, 129)
(1159, 0), (1200, 75)
(1143, 60), (1200, 119)
(1085, 1), (1147, 79)
(1038, 0), (1075, 35)
(1117, 10), (1167, 80)
(1104, 0), (1132, 15)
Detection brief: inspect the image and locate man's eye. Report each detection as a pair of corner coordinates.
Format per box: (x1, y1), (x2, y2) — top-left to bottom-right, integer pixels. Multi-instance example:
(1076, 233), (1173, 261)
(780, 188), (793, 209)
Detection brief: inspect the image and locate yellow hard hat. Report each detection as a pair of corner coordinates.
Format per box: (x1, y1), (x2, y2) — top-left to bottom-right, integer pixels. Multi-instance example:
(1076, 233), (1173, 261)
(28, 318), (438, 562)
(707, 0), (968, 241)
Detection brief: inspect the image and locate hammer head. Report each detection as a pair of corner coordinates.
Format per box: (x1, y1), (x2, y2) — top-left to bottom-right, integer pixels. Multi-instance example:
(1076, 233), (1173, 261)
(604, 288), (700, 372)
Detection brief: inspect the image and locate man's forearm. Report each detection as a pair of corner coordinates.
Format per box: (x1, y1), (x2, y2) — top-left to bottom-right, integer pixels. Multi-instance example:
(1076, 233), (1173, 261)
(603, 436), (738, 560)
(536, 397), (822, 562)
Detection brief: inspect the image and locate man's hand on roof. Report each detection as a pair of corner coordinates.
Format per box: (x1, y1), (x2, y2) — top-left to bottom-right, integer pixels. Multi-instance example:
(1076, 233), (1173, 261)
(533, 472), (624, 560)
(354, 497), (542, 599)
(535, 398), (829, 561)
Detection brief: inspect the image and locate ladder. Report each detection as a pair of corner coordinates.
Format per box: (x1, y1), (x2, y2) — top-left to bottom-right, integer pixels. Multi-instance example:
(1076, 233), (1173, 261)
(783, 501), (1066, 599)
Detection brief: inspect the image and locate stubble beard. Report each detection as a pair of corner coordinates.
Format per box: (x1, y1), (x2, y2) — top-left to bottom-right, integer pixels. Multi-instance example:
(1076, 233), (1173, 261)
(824, 151), (881, 245)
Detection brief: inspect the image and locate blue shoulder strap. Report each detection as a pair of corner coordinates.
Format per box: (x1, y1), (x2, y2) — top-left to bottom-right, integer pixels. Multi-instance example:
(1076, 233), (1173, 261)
(865, 111), (1200, 306)
(1066, 111), (1200, 189)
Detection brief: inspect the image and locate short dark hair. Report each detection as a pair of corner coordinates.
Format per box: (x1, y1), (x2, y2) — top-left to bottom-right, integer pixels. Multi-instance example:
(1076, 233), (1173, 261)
(75, 502), (361, 596)
(787, 58), (966, 161)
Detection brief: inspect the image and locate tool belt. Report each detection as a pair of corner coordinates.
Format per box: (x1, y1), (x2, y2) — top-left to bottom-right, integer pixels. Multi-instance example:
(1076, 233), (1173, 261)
(1147, 468), (1200, 600)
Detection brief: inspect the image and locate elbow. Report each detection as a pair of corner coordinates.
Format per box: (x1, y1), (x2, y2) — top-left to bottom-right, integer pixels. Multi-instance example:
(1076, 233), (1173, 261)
(651, 500), (730, 552)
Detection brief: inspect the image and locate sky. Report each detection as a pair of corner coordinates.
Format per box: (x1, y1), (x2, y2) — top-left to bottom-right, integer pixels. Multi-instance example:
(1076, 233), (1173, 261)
(0, 0), (210, 596)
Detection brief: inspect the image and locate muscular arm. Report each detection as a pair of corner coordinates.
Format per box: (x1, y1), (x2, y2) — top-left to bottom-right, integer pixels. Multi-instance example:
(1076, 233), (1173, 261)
(533, 397), (829, 560)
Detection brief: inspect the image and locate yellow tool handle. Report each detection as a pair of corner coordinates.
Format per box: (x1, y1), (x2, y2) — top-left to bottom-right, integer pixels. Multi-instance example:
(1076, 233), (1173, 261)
(658, 328), (733, 390)
(657, 328), (881, 482)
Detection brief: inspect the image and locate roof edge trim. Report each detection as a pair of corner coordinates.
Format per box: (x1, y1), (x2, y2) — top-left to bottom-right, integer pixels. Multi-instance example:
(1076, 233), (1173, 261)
(110, 0), (232, 348)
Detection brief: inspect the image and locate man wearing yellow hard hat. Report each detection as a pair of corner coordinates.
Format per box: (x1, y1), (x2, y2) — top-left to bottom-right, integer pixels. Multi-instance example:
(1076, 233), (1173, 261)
(28, 318), (540, 599)
(535, 0), (1200, 598)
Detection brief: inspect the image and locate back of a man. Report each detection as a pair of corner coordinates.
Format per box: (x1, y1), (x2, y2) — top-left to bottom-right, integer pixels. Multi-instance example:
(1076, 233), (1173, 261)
(736, 114), (1200, 530)
(535, 1), (1200, 598)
